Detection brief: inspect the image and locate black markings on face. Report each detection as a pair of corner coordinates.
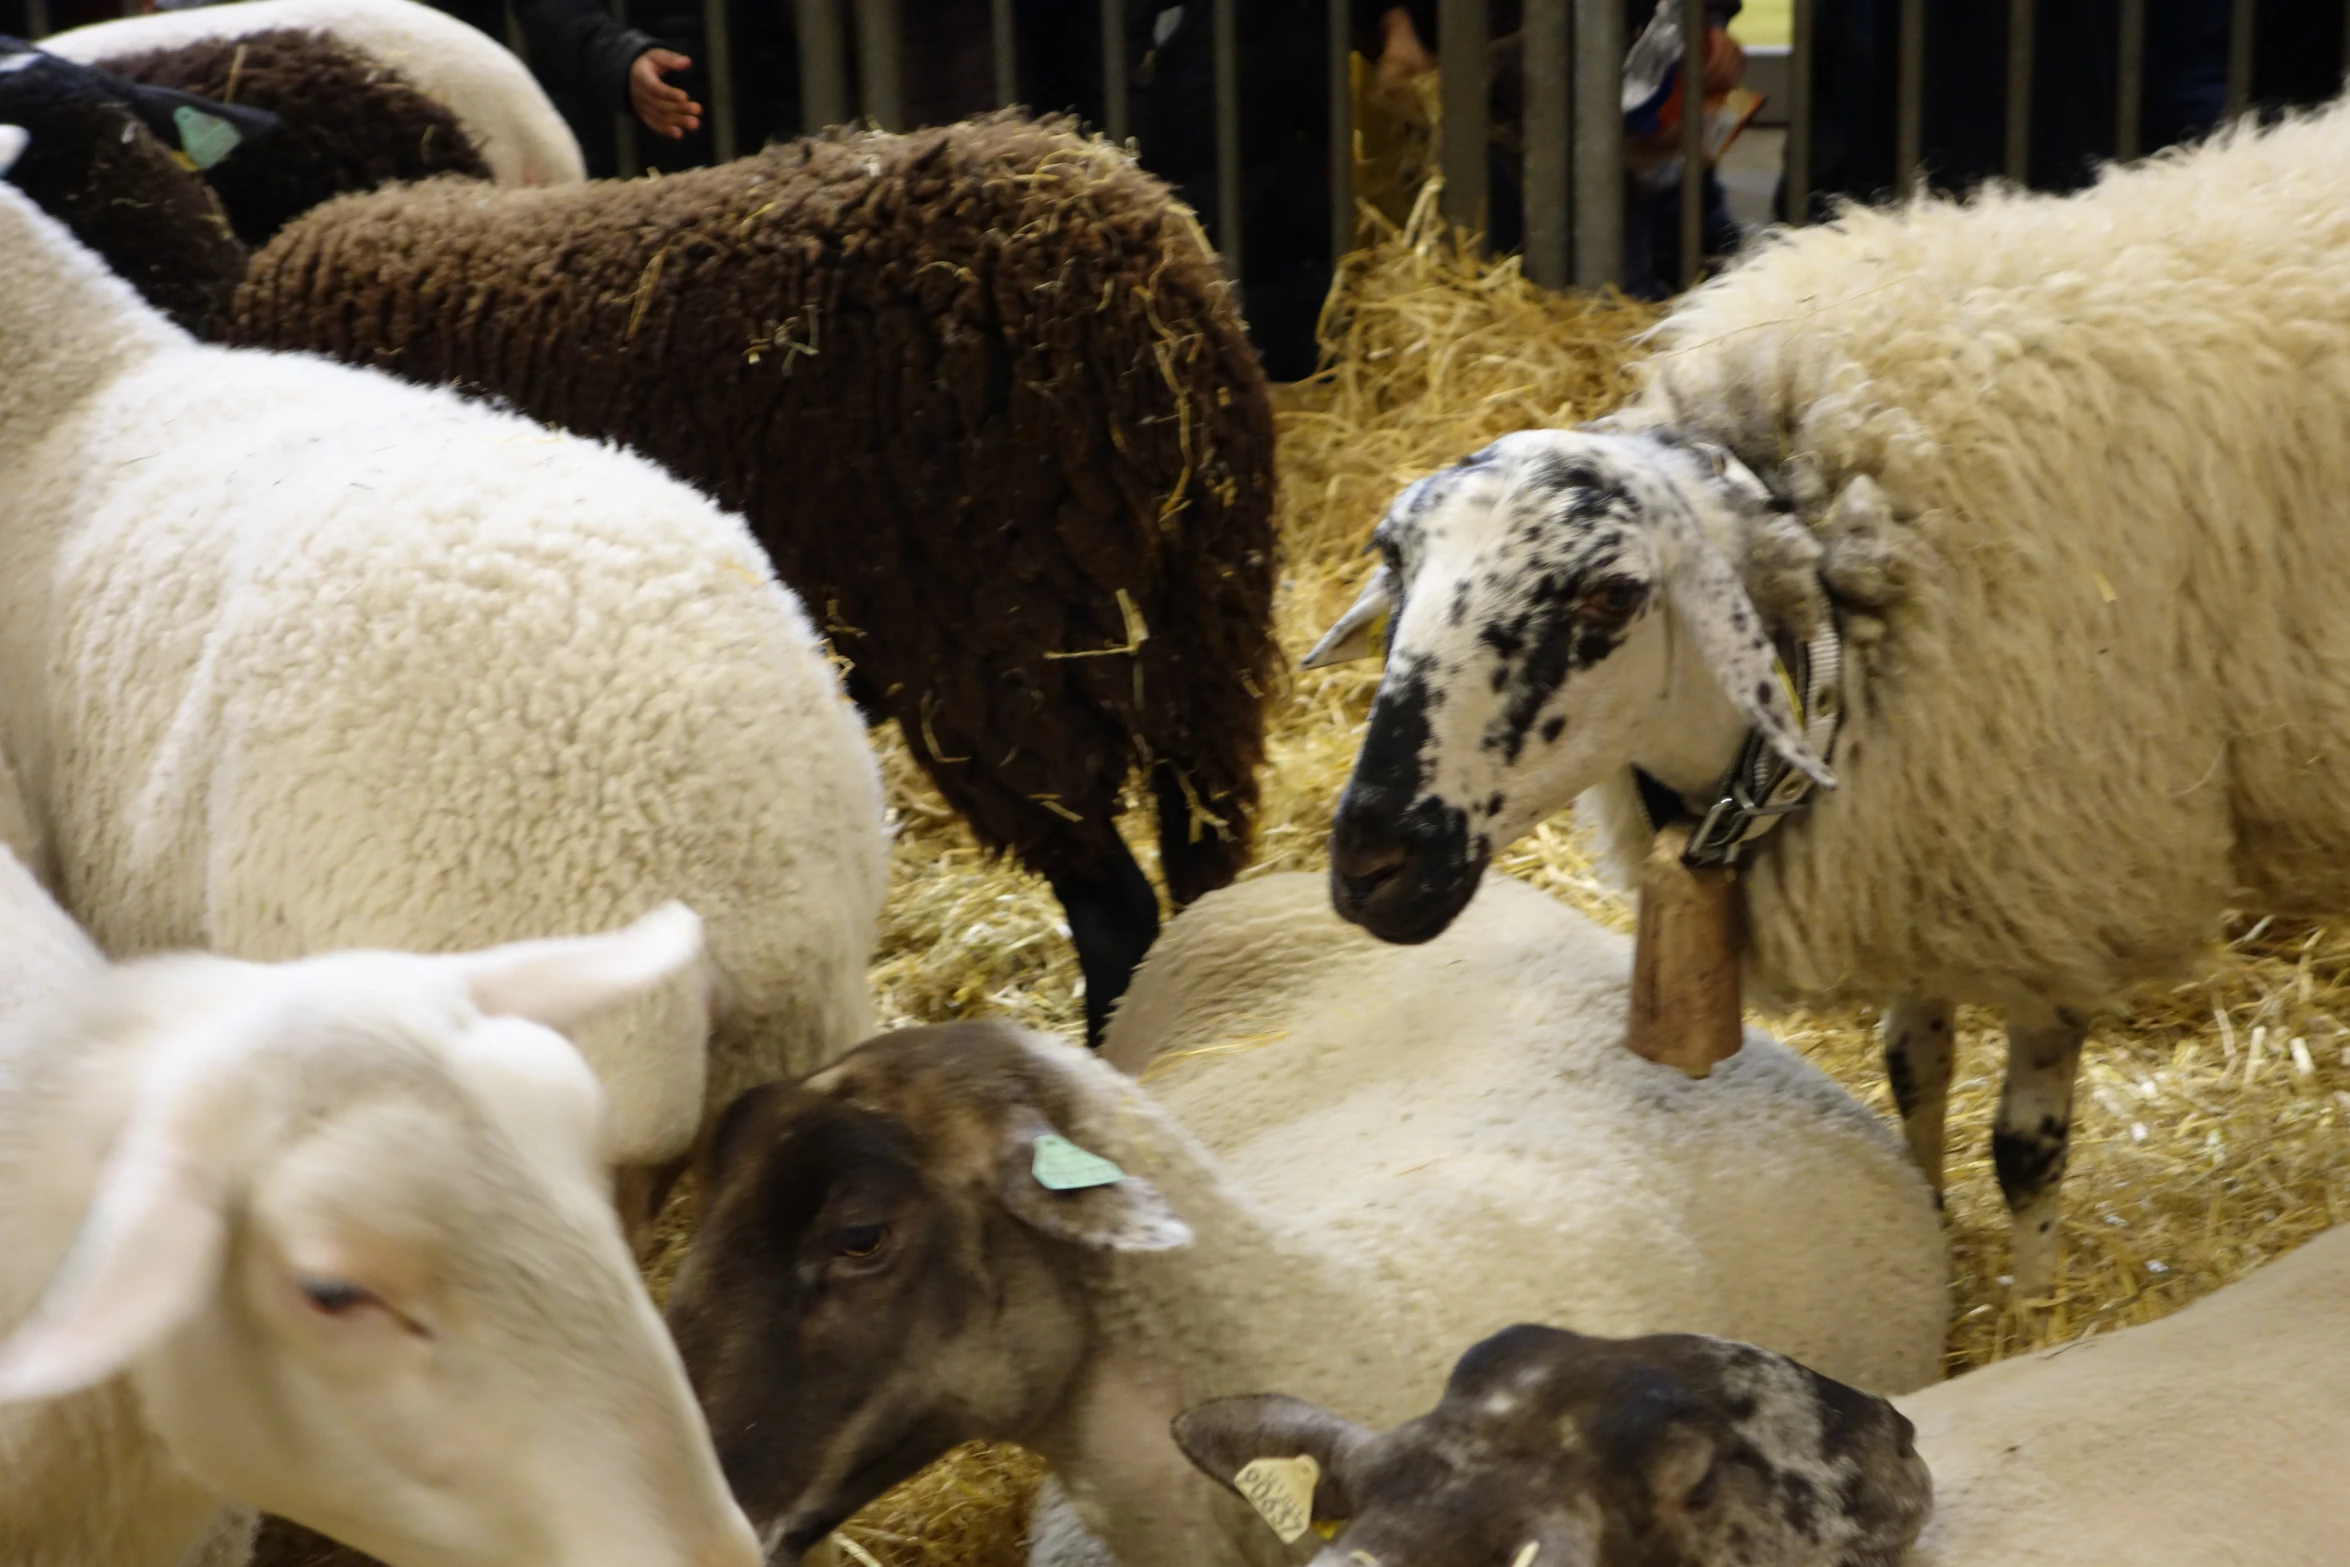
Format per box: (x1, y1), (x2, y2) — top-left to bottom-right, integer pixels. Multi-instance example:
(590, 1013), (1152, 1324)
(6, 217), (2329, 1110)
(1540, 715), (1567, 745)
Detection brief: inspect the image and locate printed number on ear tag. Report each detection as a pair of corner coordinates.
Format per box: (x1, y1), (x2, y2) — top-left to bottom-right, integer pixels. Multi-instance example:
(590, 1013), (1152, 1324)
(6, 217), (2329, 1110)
(1234, 1454), (1319, 1544)
(172, 106), (242, 170)
(1031, 1134), (1124, 1191)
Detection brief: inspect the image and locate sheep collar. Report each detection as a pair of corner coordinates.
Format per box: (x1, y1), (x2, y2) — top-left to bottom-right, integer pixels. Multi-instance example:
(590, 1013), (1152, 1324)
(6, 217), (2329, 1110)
(1650, 612), (1845, 867)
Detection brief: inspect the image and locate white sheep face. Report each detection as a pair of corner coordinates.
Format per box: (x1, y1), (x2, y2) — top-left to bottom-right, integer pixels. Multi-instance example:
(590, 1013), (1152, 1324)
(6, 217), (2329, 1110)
(1314, 429), (1828, 944)
(0, 910), (762, 1567)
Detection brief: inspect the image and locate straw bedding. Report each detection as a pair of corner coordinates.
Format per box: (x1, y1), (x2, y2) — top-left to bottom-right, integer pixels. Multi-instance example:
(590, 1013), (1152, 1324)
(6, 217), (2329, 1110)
(252, 192), (2350, 1567)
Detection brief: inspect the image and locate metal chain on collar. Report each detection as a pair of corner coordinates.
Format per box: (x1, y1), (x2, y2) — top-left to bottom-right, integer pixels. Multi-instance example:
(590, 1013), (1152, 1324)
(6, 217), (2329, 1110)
(1680, 617), (1845, 869)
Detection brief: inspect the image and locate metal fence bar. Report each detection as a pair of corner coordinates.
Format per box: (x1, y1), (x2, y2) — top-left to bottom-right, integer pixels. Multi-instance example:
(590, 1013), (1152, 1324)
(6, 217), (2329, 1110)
(1572, 0), (1624, 287)
(798, 0), (850, 131)
(855, 0), (903, 129)
(2225, 0), (2254, 118)
(993, 0), (1017, 107)
(1896, 0), (1924, 194)
(701, 0), (738, 161)
(2003, 0), (2031, 182)
(1329, 0), (1355, 267)
(1439, 0), (1488, 234)
(2343, 0), (2350, 82)
(2117, 0), (2146, 158)
(1214, 0), (1242, 281)
(24, 0), (49, 38)
(1678, 0), (1705, 286)
(1786, 0), (1813, 220)
(1102, 0), (1131, 144)
(613, 0), (641, 174)
(1524, 0), (1571, 289)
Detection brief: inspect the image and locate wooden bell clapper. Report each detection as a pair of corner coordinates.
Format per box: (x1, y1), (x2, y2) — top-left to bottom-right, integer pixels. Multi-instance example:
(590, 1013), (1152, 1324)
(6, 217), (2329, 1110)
(1626, 820), (1746, 1077)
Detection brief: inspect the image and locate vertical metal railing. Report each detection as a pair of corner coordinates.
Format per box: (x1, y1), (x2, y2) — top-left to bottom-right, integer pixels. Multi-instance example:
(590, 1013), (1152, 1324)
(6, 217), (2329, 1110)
(991, 0), (1017, 108)
(1786, 0), (1814, 219)
(2117, 0), (2147, 158)
(1571, 0), (1625, 288)
(1213, 0), (1242, 285)
(701, 0), (738, 161)
(1101, 0), (1130, 144)
(613, 0), (641, 174)
(2226, 0), (2256, 117)
(1896, 0), (1925, 193)
(1438, 0), (1489, 232)
(22, 0), (49, 38)
(798, 0), (849, 131)
(1328, 0), (1355, 272)
(855, 0), (902, 130)
(2004, 0), (2033, 182)
(1523, 0), (1572, 289)
(1677, 0), (1706, 286)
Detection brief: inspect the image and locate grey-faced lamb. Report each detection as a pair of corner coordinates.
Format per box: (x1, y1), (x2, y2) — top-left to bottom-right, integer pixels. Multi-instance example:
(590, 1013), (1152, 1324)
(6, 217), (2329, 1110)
(1174, 1322), (1934, 1567)
(232, 114), (1281, 1041)
(1191, 1225), (2350, 1567)
(661, 871), (1945, 1567)
(0, 837), (762, 1567)
(42, 0), (582, 187)
(0, 153), (884, 1195)
(1310, 99), (2350, 1292)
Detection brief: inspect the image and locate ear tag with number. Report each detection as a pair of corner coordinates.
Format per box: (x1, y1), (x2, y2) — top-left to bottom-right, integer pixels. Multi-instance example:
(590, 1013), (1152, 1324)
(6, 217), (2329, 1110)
(1234, 1454), (1319, 1544)
(172, 105), (241, 170)
(1031, 1133), (1124, 1191)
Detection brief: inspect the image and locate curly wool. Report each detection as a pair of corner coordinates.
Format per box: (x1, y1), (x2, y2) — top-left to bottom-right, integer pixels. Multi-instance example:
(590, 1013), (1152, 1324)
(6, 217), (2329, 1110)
(94, 28), (489, 246)
(1594, 103), (2350, 1014)
(235, 116), (1280, 904)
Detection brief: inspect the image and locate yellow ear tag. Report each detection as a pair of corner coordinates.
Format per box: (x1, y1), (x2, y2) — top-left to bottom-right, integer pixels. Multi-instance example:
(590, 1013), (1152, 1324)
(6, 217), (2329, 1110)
(1314, 1519), (1342, 1541)
(1366, 602), (1391, 664)
(1771, 654), (1803, 724)
(1234, 1454), (1319, 1544)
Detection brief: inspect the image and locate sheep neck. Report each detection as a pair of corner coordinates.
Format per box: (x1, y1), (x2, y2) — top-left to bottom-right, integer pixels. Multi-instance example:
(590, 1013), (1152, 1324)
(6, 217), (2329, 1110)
(1024, 1100), (1419, 1567)
(0, 188), (178, 459)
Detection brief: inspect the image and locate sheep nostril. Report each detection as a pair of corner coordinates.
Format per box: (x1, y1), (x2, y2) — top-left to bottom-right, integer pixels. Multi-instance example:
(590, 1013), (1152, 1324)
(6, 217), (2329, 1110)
(1332, 839), (1411, 905)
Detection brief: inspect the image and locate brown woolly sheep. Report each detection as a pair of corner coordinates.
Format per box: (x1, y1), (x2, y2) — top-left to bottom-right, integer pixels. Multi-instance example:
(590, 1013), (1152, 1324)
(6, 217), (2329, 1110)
(0, 40), (255, 336)
(234, 114), (1281, 1040)
(92, 28), (489, 246)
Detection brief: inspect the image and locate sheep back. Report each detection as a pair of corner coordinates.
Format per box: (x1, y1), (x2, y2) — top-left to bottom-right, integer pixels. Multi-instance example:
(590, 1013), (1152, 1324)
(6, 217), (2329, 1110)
(95, 28), (490, 247)
(234, 115), (1280, 902)
(1612, 104), (2350, 1013)
(1104, 872), (1949, 1396)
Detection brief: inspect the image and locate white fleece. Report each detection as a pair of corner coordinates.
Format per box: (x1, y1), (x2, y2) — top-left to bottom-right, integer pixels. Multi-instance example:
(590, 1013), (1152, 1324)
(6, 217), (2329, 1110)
(1897, 1224), (2350, 1566)
(1054, 871), (1946, 1567)
(42, 0), (585, 186)
(0, 179), (885, 1156)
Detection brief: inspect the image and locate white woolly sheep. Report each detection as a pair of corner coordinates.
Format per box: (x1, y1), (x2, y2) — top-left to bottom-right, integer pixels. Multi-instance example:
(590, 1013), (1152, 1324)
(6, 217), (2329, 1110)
(661, 871), (1946, 1567)
(0, 163), (884, 1186)
(1186, 1225), (2350, 1567)
(1173, 1321), (1934, 1567)
(0, 845), (762, 1567)
(42, 0), (582, 186)
(1309, 101), (2350, 1293)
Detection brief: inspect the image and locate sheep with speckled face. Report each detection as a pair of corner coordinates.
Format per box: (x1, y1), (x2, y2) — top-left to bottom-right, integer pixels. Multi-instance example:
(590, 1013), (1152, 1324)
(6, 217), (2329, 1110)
(1174, 1322), (1932, 1567)
(1314, 100), (2350, 1296)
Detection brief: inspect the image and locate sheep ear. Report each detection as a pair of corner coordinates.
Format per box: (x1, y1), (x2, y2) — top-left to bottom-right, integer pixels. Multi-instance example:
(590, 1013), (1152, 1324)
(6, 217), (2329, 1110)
(995, 1111), (1192, 1253)
(1664, 534), (1834, 788)
(1302, 565), (1396, 669)
(0, 1119), (230, 1404)
(0, 124), (26, 176)
(460, 903), (707, 1037)
(1171, 1393), (1370, 1524)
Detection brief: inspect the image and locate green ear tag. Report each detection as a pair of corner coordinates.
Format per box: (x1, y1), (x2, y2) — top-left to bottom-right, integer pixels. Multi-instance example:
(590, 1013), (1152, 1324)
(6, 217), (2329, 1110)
(172, 106), (241, 170)
(1031, 1134), (1124, 1191)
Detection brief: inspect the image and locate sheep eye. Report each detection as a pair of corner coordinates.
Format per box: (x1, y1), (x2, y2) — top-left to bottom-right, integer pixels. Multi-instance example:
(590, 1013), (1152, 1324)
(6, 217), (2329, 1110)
(837, 1223), (890, 1261)
(299, 1279), (380, 1317)
(1578, 578), (1646, 620)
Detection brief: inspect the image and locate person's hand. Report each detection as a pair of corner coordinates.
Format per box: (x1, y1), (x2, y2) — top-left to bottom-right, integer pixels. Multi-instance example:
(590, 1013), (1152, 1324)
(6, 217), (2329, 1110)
(1700, 25), (1745, 95)
(630, 48), (702, 140)
(1377, 6), (1434, 92)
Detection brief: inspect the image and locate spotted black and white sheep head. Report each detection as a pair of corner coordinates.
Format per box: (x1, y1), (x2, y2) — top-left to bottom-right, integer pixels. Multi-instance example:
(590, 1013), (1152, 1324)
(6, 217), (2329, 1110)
(1174, 1323), (1931, 1567)
(663, 1020), (1191, 1563)
(1312, 428), (1832, 944)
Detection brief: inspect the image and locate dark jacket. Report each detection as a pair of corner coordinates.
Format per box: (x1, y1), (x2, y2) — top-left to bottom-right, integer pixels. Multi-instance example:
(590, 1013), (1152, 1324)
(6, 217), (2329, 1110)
(433, 0), (656, 113)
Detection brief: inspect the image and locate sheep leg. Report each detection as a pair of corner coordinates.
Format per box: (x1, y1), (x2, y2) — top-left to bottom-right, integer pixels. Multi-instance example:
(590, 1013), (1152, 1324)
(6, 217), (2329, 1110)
(1046, 842), (1162, 1048)
(1994, 1000), (2090, 1299)
(1880, 992), (1956, 1198)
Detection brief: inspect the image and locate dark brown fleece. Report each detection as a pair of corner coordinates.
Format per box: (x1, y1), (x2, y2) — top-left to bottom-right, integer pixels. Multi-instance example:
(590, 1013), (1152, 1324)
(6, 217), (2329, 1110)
(235, 115), (1279, 902)
(0, 60), (246, 337)
(96, 28), (488, 247)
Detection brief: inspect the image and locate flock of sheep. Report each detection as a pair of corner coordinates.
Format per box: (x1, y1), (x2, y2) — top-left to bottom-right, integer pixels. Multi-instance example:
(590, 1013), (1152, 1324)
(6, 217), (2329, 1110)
(1, 2), (2347, 1565)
